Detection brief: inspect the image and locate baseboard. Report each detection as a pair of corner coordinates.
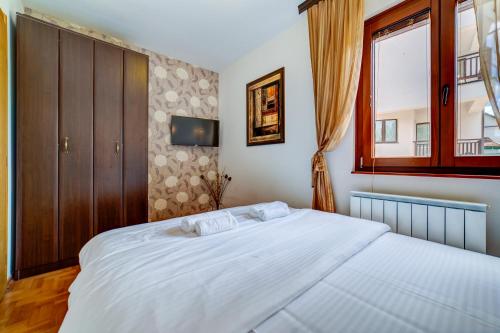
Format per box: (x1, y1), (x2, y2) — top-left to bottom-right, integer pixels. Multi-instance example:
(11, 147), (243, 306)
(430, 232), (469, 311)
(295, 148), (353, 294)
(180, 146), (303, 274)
(15, 258), (79, 280)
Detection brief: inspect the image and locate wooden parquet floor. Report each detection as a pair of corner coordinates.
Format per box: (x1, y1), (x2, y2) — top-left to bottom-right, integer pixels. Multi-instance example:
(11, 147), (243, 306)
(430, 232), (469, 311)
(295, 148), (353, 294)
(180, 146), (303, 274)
(0, 266), (79, 333)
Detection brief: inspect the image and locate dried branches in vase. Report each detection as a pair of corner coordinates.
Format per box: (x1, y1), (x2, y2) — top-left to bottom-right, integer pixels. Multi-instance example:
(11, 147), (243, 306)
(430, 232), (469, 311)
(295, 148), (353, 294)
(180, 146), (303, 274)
(200, 172), (232, 210)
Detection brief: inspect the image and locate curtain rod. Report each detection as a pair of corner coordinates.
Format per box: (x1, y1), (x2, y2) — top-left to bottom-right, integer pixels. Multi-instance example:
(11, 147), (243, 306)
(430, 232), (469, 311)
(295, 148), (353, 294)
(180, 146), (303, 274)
(298, 0), (321, 14)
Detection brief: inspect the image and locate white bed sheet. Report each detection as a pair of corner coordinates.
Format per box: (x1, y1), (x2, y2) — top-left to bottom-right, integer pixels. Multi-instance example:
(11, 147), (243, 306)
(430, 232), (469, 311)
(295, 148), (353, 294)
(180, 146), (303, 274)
(254, 232), (500, 333)
(61, 208), (389, 333)
(78, 205), (258, 270)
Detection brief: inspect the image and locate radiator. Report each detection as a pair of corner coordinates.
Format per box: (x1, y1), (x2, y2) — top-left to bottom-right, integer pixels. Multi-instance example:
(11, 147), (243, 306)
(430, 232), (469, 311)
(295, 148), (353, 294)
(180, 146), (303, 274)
(350, 191), (487, 254)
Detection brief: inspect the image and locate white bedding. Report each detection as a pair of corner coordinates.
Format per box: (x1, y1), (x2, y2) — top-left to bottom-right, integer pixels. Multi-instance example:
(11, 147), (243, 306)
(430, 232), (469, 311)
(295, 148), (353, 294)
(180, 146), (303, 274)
(60, 208), (389, 333)
(255, 233), (500, 333)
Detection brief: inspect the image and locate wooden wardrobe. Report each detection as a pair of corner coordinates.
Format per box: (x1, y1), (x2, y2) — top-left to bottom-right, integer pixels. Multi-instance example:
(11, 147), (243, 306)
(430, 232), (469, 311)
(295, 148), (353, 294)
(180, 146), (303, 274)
(15, 14), (148, 279)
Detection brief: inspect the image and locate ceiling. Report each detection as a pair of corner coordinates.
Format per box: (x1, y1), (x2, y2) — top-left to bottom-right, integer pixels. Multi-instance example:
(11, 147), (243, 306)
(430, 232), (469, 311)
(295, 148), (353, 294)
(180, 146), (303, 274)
(23, 0), (304, 72)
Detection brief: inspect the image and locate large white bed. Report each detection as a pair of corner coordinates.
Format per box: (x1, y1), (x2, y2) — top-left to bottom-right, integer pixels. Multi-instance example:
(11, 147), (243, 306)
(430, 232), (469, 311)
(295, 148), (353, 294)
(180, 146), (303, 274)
(60, 206), (500, 333)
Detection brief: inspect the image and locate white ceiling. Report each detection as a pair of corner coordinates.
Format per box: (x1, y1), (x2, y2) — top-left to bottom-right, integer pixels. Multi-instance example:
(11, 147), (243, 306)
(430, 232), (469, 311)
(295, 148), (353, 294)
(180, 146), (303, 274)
(23, 0), (304, 72)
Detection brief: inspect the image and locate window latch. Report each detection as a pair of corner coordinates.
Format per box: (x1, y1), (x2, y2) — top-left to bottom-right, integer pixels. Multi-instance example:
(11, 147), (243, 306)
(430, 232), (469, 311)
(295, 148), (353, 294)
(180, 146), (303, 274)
(442, 84), (450, 106)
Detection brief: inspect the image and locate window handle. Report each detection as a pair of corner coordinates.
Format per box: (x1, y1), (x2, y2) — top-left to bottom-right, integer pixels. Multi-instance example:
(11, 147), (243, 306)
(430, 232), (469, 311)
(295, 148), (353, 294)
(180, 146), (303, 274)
(442, 84), (450, 106)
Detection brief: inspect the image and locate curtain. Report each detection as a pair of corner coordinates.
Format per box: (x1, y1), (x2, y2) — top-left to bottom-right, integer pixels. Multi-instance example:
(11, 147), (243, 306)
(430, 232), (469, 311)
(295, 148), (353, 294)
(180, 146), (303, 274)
(307, 0), (364, 212)
(475, 0), (500, 130)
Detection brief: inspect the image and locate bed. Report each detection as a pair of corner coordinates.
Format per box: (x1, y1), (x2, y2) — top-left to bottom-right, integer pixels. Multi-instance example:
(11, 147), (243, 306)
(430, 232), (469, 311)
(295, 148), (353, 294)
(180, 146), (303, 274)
(60, 205), (500, 333)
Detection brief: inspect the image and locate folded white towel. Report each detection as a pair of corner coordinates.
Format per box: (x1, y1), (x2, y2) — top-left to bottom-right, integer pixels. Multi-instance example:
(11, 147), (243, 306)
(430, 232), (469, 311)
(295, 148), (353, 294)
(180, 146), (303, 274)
(249, 201), (290, 221)
(194, 211), (238, 236)
(181, 211), (229, 233)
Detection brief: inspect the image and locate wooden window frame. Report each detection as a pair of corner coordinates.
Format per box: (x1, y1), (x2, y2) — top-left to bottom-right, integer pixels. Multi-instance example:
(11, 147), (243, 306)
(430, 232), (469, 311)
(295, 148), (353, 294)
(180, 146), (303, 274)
(440, 0), (500, 170)
(375, 119), (398, 144)
(354, 0), (500, 178)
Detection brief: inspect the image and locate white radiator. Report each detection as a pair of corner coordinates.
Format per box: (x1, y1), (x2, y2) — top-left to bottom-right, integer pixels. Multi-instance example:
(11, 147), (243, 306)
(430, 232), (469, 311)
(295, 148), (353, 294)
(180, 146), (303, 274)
(350, 191), (487, 254)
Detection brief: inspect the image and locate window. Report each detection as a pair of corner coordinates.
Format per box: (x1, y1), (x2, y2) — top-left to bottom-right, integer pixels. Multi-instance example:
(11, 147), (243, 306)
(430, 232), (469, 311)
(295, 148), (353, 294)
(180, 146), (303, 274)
(416, 122), (430, 142)
(375, 119), (398, 144)
(456, 1), (500, 157)
(372, 11), (431, 158)
(416, 122), (430, 156)
(483, 105), (500, 155)
(355, 0), (500, 177)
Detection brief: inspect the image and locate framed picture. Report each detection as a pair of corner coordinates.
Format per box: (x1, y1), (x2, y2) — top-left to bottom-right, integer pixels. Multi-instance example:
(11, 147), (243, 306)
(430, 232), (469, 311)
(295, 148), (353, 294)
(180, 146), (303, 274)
(246, 67), (285, 146)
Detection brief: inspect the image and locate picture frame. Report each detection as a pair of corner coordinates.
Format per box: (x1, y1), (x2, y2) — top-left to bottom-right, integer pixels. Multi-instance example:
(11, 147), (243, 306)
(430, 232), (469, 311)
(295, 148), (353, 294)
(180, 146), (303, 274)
(246, 67), (285, 146)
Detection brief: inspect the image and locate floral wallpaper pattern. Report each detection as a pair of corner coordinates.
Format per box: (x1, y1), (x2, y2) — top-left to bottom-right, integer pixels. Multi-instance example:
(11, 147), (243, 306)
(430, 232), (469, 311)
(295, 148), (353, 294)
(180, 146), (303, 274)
(147, 54), (218, 221)
(25, 8), (219, 222)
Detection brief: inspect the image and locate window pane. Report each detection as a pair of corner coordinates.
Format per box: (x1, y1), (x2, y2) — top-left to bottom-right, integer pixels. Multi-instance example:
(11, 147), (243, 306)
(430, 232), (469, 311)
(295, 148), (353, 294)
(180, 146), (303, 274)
(416, 123), (430, 142)
(375, 120), (383, 143)
(385, 120), (397, 142)
(373, 12), (432, 158)
(456, 0), (500, 156)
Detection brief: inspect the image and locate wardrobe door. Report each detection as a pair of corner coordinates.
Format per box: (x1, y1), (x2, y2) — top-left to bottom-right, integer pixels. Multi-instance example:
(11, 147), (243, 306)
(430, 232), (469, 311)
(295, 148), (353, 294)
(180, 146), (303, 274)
(16, 16), (59, 273)
(59, 31), (94, 260)
(94, 42), (124, 234)
(124, 51), (148, 226)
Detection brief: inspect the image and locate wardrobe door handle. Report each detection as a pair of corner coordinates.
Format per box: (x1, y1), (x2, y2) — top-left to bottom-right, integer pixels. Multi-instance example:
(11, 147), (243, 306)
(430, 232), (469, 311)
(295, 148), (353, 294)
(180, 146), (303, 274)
(115, 141), (121, 155)
(62, 137), (70, 154)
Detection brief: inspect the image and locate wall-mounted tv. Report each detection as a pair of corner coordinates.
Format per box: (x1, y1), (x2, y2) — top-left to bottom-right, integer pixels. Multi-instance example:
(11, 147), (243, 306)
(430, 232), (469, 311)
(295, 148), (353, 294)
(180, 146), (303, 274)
(171, 116), (219, 147)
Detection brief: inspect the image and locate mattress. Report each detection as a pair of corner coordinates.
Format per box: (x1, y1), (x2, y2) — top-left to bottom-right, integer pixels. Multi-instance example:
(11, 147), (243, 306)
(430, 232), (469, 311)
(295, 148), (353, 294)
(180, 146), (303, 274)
(255, 233), (500, 333)
(60, 207), (389, 333)
(60, 206), (500, 333)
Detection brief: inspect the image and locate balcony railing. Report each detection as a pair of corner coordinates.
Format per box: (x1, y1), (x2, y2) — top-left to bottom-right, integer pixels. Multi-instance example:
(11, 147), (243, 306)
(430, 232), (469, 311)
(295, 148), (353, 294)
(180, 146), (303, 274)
(414, 141), (430, 157)
(457, 52), (482, 85)
(414, 139), (492, 156)
(457, 138), (482, 156)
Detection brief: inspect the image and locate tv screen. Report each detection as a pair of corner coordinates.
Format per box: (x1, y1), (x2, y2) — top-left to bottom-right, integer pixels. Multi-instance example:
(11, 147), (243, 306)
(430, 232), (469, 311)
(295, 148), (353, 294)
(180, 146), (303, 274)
(171, 116), (219, 147)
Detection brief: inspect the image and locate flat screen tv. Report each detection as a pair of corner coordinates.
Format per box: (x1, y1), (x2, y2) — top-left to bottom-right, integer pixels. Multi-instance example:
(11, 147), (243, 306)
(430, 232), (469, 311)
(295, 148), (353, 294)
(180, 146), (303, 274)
(171, 116), (219, 147)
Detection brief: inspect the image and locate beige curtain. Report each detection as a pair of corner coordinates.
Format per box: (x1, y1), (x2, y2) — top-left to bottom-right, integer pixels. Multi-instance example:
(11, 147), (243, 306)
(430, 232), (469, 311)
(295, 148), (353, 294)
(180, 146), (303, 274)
(307, 0), (364, 212)
(474, 0), (500, 131)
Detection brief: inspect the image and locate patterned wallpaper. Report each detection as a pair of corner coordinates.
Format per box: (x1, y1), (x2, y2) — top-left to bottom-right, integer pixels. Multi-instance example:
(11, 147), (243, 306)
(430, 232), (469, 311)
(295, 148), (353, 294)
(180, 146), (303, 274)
(24, 8), (219, 222)
(148, 54), (219, 221)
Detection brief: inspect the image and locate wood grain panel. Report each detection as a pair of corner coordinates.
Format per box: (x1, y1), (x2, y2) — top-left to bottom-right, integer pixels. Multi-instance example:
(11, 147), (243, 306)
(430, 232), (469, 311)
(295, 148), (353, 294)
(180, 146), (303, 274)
(94, 41), (124, 234)
(123, 51), (148, 226)
(16, 15), (59, 271)
(0, 9), (8, 295)
(58, 30), (94, 260)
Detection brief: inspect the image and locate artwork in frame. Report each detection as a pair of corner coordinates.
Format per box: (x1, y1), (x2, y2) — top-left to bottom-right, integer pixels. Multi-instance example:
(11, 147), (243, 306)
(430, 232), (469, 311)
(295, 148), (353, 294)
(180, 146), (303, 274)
(246, 67), (285, 146)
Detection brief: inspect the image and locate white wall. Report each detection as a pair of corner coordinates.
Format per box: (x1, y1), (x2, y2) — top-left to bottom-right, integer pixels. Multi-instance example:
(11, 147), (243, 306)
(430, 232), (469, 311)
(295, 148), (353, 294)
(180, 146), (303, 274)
(219, 0), (500, 257)
(374, 21), (430, 114)
(376, 110), (417, 157)
(0, 0), (23, 280)
(219, 15), (316, 209)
